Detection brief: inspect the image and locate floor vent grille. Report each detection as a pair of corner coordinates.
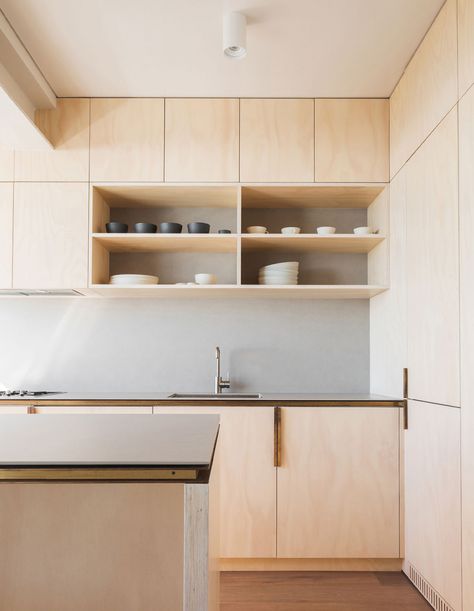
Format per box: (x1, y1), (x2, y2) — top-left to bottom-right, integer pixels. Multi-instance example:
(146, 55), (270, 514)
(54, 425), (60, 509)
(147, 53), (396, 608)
(407, 563), (454, 611)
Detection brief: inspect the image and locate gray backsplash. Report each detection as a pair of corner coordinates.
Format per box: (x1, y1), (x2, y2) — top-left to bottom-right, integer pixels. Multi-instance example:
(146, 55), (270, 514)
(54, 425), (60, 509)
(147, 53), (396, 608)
(0, 299), (369, 393)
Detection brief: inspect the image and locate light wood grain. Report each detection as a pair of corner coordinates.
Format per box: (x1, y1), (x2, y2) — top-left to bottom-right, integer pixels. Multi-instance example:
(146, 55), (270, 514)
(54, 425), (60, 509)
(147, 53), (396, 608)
(0, 483), (184, 611)
(15, 99), (90, 181)
(0, 149), (14, 181)
(367, 186), (389, 286)
(404, 400), (462, 610)
(241, 184), (384, 208)
(0, 405), (29, 414)
(220, 558), (403, 572)
(315, 99), (389, 182)
(184, 484), (211, 611)
(241, 234), (384, 253)
(458, 0), (474, 98)
(459, 85), (474, 611)
(90, 98), (164, 181)
(240, 99), (314, 182)
(390, 0), (458, 177)
(370, 170), (407, 398)
(165, 98), (239, 182)
(0, 182), (13, 288)
(406, 109), (459, 407)
(93, 233), (238, 253)
(13, 183), (89, 289)
(277, 407), (399, 558)
(31, 405), (152, 414)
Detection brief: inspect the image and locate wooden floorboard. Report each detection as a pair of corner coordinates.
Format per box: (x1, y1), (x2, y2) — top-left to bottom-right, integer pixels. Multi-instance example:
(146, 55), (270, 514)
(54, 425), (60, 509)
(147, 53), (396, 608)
(220, 571), (432, 610)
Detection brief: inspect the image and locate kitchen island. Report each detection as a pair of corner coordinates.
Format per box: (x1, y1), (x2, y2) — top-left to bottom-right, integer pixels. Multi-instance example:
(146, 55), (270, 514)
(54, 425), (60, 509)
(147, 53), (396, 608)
(0, 414), (220, 611)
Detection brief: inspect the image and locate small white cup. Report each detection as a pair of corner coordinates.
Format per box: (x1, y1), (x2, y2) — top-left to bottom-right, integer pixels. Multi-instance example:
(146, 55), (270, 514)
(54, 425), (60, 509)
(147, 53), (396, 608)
(195, 273), (217, 285)
(353, 226), (373, 235)
(316, 226), (336, 235)
(246, 226), (268, 234)
(281, 227), (301, 235)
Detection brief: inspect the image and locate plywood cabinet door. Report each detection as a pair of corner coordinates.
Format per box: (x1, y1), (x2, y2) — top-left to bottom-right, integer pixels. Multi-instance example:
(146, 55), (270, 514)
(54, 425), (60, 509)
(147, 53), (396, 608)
(277, 407), (400, 558)
(31, 406), (153, 414)
(0, 150), (14, 181)
(458, 0), (474, 97)
(406, 109), (460, 407)
(240, 99), (314, 182)
(315, 99), (389, 182)
(153, 405), (276, 558)
(13, 183), (89, 289)
(0, 183), (13, 288)
(405, 400), (461, 610)
(165, 99), (239, 182)
(90, 98), (164, 181)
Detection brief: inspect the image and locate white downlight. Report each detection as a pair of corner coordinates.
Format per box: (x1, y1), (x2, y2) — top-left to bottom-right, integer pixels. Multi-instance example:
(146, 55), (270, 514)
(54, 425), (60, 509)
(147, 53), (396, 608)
(223, 12), (247, 59)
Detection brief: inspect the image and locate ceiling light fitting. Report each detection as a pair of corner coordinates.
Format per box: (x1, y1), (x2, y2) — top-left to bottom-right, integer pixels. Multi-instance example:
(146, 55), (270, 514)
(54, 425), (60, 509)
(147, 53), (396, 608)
(223, 12), (247, 59)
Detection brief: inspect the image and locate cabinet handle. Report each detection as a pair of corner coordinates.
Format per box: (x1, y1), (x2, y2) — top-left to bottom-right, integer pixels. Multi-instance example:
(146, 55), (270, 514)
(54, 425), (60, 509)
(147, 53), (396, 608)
(403, 368), (408, 430)
(27, 405), (36, 415)
(274, 407), (281, 467)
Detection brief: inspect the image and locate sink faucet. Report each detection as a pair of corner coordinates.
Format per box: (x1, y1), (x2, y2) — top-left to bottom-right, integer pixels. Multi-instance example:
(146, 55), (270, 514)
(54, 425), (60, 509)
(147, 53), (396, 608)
(215, 346), (230, 394)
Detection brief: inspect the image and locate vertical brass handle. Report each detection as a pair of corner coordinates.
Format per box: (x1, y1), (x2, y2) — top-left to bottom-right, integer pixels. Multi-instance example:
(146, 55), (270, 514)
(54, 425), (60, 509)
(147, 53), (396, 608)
(27, 405), (36, 415)
(274, 407), (281, 467)
(403, 368), (408, 430)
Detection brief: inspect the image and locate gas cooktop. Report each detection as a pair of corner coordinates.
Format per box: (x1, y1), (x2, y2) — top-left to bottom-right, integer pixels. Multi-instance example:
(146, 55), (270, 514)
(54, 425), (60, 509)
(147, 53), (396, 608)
(0, 390), (65, 397)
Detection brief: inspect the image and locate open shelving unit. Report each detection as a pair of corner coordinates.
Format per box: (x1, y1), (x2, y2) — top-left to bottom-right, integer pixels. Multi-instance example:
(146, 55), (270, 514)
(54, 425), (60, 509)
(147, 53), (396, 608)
(90, 183), (389, 298)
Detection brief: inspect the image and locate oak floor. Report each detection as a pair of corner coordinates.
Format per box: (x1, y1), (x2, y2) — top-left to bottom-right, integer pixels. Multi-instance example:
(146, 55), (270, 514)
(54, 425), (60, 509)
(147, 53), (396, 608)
(220, 572), (432, 611)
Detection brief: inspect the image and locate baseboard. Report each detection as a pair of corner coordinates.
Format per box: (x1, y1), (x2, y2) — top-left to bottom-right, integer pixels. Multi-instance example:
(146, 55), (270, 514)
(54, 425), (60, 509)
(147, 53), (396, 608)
(220, 558), (403, 572)
(405, 563), (454, 611)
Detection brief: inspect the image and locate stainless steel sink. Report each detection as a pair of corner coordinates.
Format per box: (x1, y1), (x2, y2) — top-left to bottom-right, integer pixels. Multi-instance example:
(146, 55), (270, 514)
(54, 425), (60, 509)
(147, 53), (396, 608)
(168, 393), (263, 399)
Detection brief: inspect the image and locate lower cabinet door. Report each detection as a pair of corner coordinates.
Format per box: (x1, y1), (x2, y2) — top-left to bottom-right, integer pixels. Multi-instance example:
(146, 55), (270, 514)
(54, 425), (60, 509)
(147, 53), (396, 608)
(31, 405), (153, 414)
(154, 405), (277, 558)
(277, 407), (400, 558)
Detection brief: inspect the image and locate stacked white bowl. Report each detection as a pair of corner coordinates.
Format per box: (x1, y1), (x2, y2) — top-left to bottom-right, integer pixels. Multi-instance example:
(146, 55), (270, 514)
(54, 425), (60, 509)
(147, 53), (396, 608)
(258, 262), (299, 285)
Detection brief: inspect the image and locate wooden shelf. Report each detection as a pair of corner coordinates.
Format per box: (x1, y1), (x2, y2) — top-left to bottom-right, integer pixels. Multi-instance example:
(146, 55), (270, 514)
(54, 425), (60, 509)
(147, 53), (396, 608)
(241, 234), (384, 253)
(92, 233), (237, 253)
(90, 284), (387, 299)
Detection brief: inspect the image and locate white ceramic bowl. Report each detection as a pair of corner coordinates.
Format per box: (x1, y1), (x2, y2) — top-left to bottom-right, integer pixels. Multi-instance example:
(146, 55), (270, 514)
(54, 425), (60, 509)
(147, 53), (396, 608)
(195, 273), (217, 285)
(259, 271), (298, 279)
(353, 226), (373, 235)
(281, 227), (301, 235)
(261, 261), (299, 271)
(110, 274), (159, 285)
(246, 226), (268, 234)
(259, 277), (298, 285)
(316, 226), (336, 235)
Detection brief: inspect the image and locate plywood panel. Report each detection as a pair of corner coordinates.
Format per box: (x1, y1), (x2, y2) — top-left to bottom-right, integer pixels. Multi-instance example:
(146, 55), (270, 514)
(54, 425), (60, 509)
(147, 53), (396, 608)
(0, 150), (14, 181)
(165, 98), (239, 182)
(459, 85), (474, 611)
(406, 109), (459, 406)
(390, 0), (457, 177)
(13, 183), (89, 289)
(240, 99), (314, 182)
(315, 99), (389, 182)
(32, 406), (152, 414)
(15, 99), (90, 181)
(241, 234), (384, 253)
(277, 407), (399, 558)
(90, 98), (164, 181)
(458, 0), (474, 98)
(404, 400), (461, 610)
(0, 183), (13, 288)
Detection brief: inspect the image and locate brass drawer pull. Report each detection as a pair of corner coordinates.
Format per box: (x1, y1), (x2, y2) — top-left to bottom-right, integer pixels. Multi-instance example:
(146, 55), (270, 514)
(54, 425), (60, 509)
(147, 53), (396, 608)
(274, 407), (281, 467)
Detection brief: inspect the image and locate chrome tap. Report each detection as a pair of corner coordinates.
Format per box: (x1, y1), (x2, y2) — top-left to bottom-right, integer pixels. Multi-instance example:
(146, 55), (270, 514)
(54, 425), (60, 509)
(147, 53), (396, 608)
(214, 346), (230, 394)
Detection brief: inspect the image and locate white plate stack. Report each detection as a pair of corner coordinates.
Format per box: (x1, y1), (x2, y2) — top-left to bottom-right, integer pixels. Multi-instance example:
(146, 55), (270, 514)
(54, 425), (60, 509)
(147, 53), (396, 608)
(258, 262), (299, 285)
(110, 274), (159, 285)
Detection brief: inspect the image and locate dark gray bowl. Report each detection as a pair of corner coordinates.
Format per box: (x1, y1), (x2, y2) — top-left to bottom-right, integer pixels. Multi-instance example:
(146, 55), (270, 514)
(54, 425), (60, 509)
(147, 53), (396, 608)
(160, 222), (183, 233)
(218, 229), (231, 234)
(105, 222), (128, 233)
(134, 222), (157, 233)
(187, 222), (210, 234)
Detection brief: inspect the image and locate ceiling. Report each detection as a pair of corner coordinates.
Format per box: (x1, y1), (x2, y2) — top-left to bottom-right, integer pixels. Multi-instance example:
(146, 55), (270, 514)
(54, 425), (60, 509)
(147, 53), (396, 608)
(0, 0), (445, 98)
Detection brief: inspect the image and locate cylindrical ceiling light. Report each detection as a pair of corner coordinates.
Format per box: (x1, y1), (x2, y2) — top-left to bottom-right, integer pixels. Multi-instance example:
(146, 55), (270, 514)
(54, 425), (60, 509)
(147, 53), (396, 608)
(223, 12), (247, 59)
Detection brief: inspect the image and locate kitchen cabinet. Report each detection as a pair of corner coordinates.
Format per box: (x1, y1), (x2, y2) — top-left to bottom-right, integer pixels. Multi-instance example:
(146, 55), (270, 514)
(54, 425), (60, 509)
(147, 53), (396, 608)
(30, 406), (153, 414)
(90, 98), (164, 181)
(458, 0), (474, 97)
(0, 183), (13, 288)
(406, 109), (460, 407)
(14, 99), (90, 182)
(314, 99), (389, 182)
(277, 407), (400, 558)
(240, 99), (314, 182)
(13, 183), (89, 289)
(404, 400), (462, 610)
(0, 406), (29, 414)
(0, 150), (14, 181)
(390, 0), (457, 177)
(165, 99), (239, 182)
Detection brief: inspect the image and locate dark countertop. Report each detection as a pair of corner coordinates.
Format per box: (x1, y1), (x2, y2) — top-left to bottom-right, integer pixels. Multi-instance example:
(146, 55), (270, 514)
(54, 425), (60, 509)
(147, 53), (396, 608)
(0, 392), (403, 406)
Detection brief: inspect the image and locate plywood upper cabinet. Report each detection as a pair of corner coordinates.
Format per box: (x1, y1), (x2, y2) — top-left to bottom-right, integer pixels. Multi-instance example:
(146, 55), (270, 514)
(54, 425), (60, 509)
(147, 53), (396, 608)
(405, 401), (462, 610)
(0, 183), (13, 288)
(458, 0), (474, 98)
(0, 150), (14, 181)
(165, 99), (239, 182)
(240, 99), (314, 182)
(406, 109), (459, 407)
(15, 99), (90, 182)
(277, 407), (400, 558)
(13, 183), (89, 289)
(315, 99), (389, 182)
(90, 98), (164, 181)
(390, 0), (457, 178)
